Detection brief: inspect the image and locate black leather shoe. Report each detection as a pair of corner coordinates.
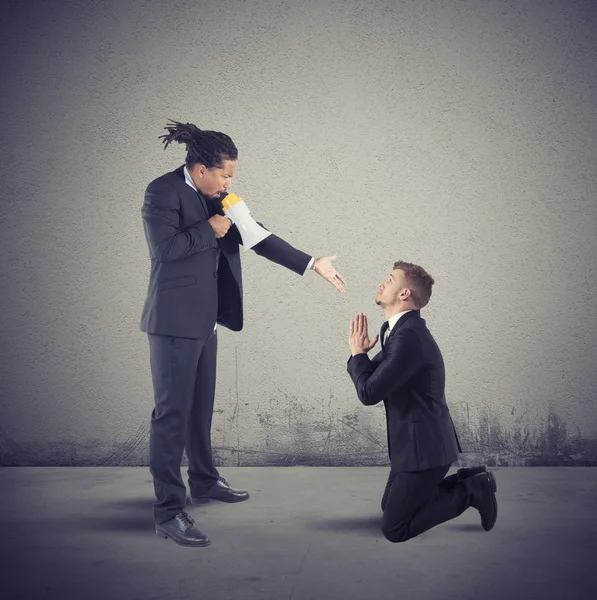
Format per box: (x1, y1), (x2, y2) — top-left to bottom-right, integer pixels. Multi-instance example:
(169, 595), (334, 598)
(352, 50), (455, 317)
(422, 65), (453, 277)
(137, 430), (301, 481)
(191, 477), (250, 504)
(155, 511), (211, 547)
(468, 472), (498, 531)
(457, 464), (487, 479)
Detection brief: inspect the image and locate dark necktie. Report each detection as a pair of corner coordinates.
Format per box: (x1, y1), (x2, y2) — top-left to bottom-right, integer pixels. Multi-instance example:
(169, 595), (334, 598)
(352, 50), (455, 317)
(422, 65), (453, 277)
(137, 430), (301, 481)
(380, 321), (389, 350)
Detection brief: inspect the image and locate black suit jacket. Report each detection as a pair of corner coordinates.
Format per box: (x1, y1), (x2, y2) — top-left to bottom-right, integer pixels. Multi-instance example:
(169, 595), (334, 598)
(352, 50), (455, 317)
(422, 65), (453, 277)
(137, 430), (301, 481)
(347, 310), (462, 472)
(140, 165), (312, 339)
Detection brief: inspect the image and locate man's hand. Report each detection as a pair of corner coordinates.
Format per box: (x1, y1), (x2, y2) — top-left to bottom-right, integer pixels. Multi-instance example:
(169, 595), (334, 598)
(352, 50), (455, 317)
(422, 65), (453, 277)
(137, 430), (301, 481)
(311, 255), (346, 293)
(208, 215), (232, 239)
(349, 312), (379, 356)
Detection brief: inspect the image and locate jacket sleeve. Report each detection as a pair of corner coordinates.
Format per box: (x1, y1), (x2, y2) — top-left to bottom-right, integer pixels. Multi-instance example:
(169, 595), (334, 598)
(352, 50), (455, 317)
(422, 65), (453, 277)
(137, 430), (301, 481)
(251, 226), (313, 276)
(346, 329), (424, 406)
(142, 178), (218, 262)
(369, 351), (383, 370)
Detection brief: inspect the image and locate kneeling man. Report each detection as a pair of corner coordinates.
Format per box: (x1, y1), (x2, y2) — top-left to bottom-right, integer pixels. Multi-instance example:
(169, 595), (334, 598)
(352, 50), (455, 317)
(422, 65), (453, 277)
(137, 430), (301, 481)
(347, 261), (497, 542)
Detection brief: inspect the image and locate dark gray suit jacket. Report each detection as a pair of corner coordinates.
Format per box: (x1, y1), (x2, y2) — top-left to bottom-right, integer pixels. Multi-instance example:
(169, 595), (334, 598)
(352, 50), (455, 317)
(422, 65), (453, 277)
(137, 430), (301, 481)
(347, 310), (462, 472)
(140, 165), (312, 339)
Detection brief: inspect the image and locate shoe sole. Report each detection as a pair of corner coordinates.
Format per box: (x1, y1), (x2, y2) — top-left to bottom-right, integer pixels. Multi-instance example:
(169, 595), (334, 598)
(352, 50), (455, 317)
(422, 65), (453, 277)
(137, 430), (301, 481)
(483, 472), (498, 531)
(488, 471), (497, 493)
(156, 529), (211, 547)
(190, 494), (250, 505)
(458, 464), (488, 478)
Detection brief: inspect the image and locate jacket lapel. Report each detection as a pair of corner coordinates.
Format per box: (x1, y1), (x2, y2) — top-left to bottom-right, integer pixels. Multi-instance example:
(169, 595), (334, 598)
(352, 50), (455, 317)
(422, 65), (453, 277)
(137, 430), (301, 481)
(385, 310), (421, 345)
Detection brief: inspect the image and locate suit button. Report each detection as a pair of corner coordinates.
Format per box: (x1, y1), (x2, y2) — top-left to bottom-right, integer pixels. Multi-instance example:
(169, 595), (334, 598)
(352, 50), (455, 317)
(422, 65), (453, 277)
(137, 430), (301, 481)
(214, 272), (218, 279)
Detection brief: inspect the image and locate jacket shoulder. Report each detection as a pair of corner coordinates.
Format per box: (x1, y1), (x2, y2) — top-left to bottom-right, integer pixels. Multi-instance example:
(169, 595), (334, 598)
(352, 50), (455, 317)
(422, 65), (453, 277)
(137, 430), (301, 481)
(393, 316), (431, 350)
(398, 314), (425, 333)
(146, 167), (184, 191)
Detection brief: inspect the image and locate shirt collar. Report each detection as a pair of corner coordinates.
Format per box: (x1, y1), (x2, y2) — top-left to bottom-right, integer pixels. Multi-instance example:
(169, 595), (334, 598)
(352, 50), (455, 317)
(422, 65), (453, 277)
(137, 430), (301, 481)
(387, 309), (412, 333)
(183, 165), (198, 192)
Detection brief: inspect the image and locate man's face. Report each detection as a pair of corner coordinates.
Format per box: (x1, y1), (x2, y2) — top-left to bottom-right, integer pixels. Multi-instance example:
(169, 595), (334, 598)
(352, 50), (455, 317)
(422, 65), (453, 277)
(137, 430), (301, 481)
(193, 159), (237, 199)
(375, 269), (408, 307)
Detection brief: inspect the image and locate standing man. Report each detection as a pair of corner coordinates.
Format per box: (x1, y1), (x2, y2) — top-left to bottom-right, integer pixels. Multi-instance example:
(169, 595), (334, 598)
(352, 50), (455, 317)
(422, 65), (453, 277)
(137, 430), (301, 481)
(140, 120), (345, 547)
(347, 261), (497, 542)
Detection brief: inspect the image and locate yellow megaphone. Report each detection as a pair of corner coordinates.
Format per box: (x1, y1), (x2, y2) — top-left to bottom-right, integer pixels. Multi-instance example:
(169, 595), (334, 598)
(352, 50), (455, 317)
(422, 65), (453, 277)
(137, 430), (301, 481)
(221, 193), (272, 249)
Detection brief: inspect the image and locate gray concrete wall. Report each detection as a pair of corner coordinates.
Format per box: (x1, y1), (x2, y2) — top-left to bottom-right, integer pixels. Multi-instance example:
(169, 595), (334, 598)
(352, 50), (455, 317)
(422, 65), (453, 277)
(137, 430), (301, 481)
(1, 0), (596, 467)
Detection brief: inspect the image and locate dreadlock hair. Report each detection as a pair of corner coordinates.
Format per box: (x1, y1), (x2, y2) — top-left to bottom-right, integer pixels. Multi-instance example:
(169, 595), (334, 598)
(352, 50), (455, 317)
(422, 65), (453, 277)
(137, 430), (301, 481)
(159, 120), (238, 169)
(393, 260), (435, 308)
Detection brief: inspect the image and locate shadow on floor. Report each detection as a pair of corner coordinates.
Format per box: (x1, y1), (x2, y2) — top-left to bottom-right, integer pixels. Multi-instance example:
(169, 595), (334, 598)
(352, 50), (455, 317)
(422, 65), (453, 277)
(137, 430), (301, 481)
(309, 515), (382, 534)
(444, 522), (484, 532)
(87, 511), (155, 533)
(102, 496), (155, 511)
(83, 495), (221, 533)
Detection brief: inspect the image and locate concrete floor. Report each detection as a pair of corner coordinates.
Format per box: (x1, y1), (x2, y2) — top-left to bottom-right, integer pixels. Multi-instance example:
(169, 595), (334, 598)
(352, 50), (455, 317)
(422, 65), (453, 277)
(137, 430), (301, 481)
(1, 466), (596, 600)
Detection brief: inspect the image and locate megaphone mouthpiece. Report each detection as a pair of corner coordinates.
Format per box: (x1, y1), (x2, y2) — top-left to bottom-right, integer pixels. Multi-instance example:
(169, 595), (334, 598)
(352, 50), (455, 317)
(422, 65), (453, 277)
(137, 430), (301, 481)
(221, 193), (243, 211)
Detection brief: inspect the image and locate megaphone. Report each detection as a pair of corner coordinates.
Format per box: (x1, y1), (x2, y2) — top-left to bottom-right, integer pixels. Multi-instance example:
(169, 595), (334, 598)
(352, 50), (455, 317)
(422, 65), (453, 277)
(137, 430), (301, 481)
(221, 193), (272, 249)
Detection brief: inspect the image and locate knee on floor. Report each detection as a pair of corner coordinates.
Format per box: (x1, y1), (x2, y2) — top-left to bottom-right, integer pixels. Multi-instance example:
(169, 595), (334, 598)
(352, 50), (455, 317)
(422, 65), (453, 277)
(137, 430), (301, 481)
(381, 524), (410, 543)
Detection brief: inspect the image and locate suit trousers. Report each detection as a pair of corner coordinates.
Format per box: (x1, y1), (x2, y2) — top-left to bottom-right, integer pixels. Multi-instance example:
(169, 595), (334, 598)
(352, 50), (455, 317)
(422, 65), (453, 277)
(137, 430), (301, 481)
(147, 329), (221, 524)
(380, 465), (470, 542)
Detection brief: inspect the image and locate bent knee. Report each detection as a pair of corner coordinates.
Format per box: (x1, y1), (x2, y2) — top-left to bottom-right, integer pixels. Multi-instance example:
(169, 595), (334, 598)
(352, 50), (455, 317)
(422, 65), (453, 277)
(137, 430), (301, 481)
(381, 524), (410, 543)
